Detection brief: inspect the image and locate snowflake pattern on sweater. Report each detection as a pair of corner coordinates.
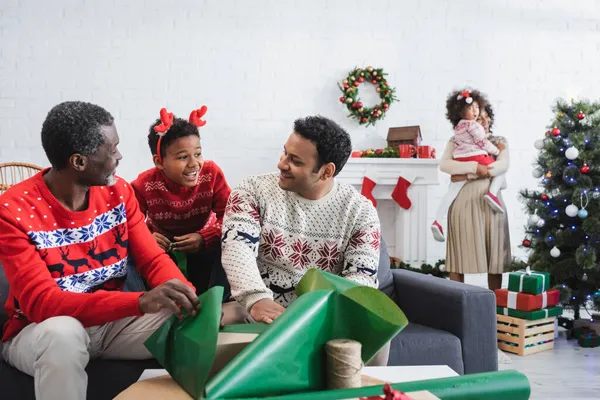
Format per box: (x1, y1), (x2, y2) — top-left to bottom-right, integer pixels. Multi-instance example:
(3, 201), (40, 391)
(452, 119), (500, 158)
(221, 173), (381, 310)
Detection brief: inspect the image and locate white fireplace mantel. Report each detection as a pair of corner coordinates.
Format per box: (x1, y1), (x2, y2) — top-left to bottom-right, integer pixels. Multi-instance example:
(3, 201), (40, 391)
(336, 158), (440, 265)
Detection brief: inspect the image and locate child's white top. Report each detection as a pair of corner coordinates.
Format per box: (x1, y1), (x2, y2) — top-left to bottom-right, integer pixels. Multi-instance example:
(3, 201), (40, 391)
(452, 119), (500, 158)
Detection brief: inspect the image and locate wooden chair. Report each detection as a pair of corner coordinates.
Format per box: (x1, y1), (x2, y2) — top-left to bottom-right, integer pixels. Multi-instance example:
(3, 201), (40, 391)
(0, 162), (43, 194)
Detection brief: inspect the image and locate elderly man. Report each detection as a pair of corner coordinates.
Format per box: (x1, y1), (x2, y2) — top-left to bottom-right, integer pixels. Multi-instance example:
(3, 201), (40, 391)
(0, 101), (199, 400)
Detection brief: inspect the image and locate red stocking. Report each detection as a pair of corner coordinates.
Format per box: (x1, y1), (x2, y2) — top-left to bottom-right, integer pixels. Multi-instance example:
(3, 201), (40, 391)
(361, 177), (377, 207)
(392, 176), (412, 210)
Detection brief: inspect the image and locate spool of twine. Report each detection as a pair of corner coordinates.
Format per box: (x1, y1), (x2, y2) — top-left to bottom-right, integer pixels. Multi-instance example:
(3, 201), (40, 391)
(325, 339), (363, 390)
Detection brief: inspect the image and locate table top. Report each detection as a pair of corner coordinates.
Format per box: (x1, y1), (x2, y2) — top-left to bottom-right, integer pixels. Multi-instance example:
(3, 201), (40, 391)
(138, 365), (458, 383)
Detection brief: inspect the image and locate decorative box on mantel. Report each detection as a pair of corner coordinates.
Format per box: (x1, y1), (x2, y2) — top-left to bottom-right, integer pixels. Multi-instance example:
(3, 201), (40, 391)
(336, 158), (440, 265)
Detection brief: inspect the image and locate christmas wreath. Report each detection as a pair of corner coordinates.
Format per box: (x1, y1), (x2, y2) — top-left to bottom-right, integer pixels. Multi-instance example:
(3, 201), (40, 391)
(338, 66), (398, 127)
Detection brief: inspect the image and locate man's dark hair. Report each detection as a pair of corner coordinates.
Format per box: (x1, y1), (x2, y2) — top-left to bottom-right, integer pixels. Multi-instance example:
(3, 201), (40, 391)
(293, 116), (352, 177)
(41, 101), (114, 169)
(445, 89), (486, 127)
(147, 117), (200, 159)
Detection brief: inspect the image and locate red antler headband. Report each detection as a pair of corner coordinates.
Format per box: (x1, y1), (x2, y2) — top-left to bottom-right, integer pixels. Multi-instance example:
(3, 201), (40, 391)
(152, 106), (208, 163)
(189, 105), (208, 127)
(456, 90), (473, 104)
(153, 108), (174, 163)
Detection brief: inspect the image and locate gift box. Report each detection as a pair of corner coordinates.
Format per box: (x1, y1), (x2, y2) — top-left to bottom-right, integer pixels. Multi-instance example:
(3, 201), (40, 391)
(495, 289), (559, 312)
(496, 306), (562, 320)
(578, 332), (600, 348)
(507, 267), (550, 295)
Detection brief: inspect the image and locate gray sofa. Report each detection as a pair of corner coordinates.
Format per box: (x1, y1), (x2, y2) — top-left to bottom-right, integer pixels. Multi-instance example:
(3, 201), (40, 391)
(0, 241), (497, 399)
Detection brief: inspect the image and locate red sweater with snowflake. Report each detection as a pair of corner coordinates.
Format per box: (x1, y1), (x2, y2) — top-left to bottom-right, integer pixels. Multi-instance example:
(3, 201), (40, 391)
(131, 161), (231, 249)
(0, 171), (192, 342)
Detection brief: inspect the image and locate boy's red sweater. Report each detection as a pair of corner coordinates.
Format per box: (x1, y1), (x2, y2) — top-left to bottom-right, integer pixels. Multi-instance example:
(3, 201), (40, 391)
(131, 161), (231, 249)
(0, 171), (192, 342)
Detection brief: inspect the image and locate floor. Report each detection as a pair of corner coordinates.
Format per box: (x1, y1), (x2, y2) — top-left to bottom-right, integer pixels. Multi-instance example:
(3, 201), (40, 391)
(465, 273), (600, 400)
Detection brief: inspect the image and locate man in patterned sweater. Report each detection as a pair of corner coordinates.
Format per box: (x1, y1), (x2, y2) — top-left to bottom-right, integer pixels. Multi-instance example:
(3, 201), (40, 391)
(221, 116), (387, 364)
(0, 102), (199, 400)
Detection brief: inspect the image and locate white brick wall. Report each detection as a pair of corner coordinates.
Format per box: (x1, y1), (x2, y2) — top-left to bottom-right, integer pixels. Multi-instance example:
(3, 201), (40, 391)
(1, 0), (600, 264)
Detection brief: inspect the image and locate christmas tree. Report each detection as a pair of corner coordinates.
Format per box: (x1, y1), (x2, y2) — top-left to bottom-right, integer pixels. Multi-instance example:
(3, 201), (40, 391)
(520, 99), (600, 321)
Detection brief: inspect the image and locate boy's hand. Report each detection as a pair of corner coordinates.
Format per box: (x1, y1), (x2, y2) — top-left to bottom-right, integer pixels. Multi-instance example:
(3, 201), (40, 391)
(153, 232), (171, 251)
(173, 233), (205, 253)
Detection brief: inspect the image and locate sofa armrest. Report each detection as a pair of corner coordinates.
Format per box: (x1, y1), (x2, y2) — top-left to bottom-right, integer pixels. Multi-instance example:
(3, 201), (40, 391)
(391, 269), (497, 374)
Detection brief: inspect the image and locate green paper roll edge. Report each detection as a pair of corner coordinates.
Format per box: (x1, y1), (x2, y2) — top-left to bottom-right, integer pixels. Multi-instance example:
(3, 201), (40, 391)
(235, 370), (530, 400)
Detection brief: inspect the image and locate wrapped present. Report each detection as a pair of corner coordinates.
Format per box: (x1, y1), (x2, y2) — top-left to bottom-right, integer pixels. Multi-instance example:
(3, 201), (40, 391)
(507, 267), (550, 295)
(495, 289), (559, 311)
(573, 318), (600, 336)
(578, 332), (600, 348)
(497, 306), (562, 320)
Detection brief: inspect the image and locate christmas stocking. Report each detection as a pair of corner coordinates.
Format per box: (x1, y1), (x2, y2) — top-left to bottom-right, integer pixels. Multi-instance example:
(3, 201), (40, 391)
(392, 175), (415, 210)
(361, 176), (377, 207)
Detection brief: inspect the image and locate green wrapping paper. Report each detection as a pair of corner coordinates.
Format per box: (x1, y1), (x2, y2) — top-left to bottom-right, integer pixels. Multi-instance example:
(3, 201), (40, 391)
(497, 306), (562, 320)
(144, 269), (408, 399)
(242, 370), (530, 400)
(507, 268), (550, 295)
(168, 249), (188, 278)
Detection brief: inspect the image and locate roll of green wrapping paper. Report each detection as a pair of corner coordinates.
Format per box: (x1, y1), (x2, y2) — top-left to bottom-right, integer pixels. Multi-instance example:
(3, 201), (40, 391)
(240, 370), (530, 400)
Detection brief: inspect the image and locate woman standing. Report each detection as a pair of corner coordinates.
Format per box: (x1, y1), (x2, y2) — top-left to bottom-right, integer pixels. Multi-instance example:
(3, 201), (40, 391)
(438, 95), (511, 290)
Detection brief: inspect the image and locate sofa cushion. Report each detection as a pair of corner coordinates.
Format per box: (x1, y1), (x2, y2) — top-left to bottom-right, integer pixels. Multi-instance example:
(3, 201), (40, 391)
(377, 240), (395, 298)
(388, 322), (464, 375)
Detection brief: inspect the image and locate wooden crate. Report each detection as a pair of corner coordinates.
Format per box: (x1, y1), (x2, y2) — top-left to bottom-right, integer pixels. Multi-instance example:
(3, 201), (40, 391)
(497, 314), (555, 356)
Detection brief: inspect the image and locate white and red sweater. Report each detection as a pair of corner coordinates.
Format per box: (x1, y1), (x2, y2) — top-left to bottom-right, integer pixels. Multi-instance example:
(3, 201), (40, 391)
(0, 171), (191, 341)
(131, 161), (231, 249)
(221, 173), (381, 311)
(452, 119), (500, 158)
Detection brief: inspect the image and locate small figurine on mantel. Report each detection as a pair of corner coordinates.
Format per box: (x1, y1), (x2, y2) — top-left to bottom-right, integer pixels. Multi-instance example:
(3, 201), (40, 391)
(387, 126), (422, 152)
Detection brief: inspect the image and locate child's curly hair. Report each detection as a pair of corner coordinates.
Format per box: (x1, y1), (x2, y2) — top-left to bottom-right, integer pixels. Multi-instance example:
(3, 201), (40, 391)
(147, 117), (200, 159)
(445, 89), (487, 127)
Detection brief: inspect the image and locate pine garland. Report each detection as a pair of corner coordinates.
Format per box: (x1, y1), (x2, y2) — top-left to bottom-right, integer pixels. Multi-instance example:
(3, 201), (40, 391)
(390, 257), (449, 279)
(338, 66), (398, 127)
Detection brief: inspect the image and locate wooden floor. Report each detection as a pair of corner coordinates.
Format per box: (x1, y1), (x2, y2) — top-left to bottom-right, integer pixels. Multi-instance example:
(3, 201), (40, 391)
(464, 273), (600, 400)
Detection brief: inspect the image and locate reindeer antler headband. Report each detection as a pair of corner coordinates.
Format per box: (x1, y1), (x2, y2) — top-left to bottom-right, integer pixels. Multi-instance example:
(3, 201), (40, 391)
(153, 106), (208, 163)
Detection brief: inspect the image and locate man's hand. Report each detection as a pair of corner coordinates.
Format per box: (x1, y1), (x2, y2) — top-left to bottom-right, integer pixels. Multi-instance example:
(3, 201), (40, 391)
(138, 279), (200, 319)
(249, 299), (285, 324)
(173, 233), (205, 253)
(476, 164), (489, 177)
(153, 232), (171, 251)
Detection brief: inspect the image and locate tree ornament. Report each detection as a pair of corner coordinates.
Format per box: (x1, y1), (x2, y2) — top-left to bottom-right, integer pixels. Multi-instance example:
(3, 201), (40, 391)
(581, 164), (590, 174)
(541, 194), (549, 201)
(550, 246), (561, 258)
(565, 147), (580, 160)
(594, 191), (600, 200)
(546, 172), (552, 178)
(536, 218), (546, 228)
(534, 139), (545, 150)
(551, 127), (561, 136)
(578, 192), (589, 219)
(578, 112), (586, 120)
(557, 112), (565, 118)
(532, 168), (544, 178)
(566, 204), (579, 217)
(528, 214), (541, 226)
(583, 273), (588, 281)
(522, 239), (532, 247)
(338, 66), (398, 127)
